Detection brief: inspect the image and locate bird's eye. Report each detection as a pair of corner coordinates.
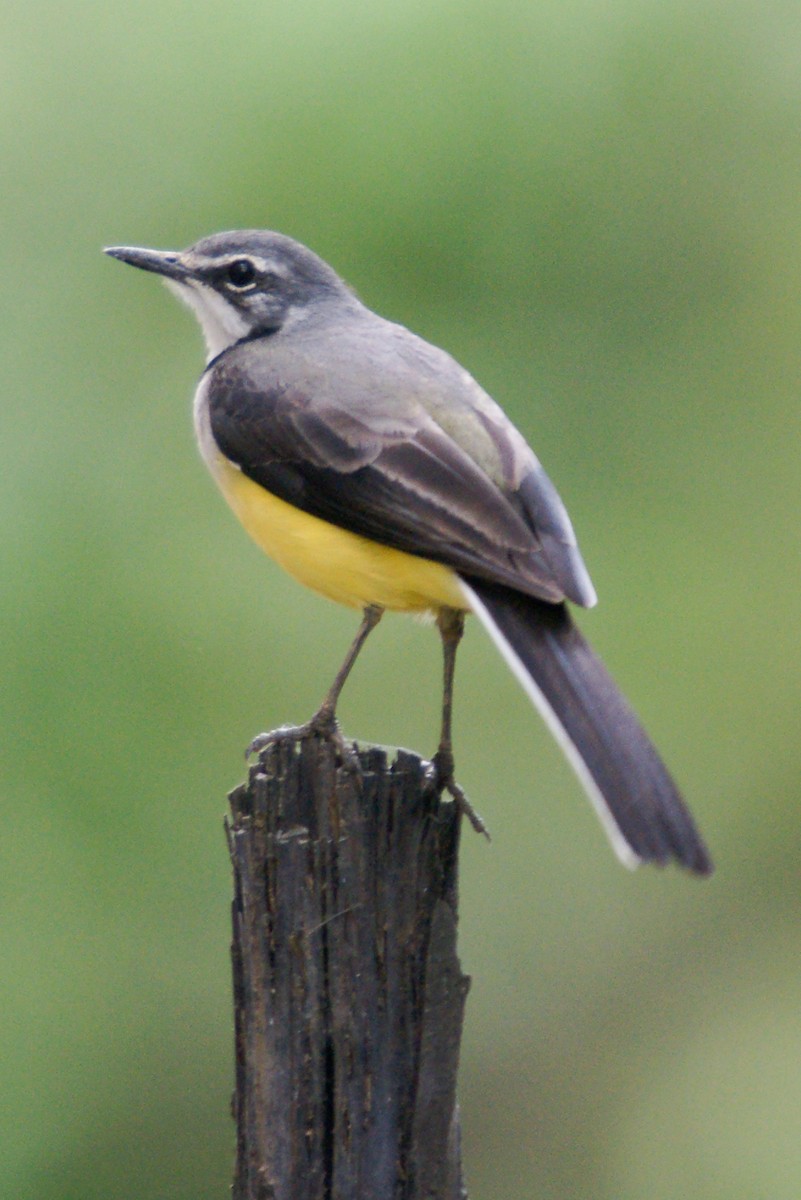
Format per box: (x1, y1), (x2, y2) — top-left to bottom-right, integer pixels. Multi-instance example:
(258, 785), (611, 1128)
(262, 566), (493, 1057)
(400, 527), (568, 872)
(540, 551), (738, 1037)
(225, 259), (257, 289)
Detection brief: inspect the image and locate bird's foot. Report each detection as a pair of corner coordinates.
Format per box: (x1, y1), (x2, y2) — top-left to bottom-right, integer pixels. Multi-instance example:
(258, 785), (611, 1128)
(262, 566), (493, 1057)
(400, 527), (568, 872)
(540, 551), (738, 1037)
(430, 748), (491, 840)
(246, 708), (360, 773)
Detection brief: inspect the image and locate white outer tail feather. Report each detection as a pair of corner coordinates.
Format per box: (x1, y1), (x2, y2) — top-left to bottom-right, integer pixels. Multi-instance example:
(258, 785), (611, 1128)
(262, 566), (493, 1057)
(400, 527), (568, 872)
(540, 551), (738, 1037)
(459, 579), (642, 870)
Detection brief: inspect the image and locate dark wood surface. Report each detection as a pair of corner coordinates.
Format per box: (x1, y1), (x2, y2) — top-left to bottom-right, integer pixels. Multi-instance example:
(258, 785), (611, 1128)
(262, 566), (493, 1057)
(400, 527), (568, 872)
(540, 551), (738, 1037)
(228, 732), (470, 1200)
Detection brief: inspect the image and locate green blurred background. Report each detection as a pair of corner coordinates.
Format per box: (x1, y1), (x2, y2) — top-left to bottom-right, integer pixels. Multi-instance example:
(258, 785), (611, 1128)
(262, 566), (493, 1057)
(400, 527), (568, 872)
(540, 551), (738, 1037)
(3, 1), (801, 1196)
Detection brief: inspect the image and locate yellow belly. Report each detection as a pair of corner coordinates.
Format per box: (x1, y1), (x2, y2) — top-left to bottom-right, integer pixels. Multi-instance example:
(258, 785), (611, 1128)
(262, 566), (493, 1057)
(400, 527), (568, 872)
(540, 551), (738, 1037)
(214, 455), (467, 613)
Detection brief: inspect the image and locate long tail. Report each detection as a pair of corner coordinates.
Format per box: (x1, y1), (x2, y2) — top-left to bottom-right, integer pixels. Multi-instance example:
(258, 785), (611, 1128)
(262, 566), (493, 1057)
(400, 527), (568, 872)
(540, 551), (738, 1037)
(461, 578), (712, 875)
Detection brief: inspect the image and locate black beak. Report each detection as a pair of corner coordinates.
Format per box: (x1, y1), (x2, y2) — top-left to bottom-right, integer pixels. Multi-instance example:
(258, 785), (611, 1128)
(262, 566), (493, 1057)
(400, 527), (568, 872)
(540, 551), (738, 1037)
(104, 245), (189, 281)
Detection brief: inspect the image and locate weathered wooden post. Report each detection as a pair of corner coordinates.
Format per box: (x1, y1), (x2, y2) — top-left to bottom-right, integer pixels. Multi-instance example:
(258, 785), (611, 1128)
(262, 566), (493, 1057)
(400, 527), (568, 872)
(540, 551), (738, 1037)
(228, 732), (471, 1200)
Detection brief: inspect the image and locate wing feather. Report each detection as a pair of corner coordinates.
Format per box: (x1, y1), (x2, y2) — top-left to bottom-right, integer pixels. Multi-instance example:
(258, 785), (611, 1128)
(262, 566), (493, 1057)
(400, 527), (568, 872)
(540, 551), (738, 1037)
(206, 323), (595, 605)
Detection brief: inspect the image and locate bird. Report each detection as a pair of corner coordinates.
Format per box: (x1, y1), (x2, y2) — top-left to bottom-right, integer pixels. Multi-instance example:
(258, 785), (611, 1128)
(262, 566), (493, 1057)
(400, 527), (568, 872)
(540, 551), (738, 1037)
(105, 229), (712, 874)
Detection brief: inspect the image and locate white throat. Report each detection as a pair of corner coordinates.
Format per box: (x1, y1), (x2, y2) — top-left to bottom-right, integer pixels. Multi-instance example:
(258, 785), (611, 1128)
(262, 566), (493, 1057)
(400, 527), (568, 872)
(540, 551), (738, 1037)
(165, 278), (251, 361)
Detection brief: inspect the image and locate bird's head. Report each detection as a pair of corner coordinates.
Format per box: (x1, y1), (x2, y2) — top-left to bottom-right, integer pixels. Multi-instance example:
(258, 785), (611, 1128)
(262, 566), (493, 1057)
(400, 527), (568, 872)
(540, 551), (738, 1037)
(105, 229), (352, 361)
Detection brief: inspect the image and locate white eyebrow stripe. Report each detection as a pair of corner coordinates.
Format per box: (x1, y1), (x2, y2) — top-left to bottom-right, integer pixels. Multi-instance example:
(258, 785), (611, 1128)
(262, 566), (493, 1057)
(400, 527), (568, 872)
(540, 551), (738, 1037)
(187, 253), (285, 277)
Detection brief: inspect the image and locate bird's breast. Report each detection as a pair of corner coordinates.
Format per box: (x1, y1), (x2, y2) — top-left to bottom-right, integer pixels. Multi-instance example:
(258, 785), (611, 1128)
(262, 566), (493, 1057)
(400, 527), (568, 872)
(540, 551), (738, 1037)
(192, 378), (467, 614)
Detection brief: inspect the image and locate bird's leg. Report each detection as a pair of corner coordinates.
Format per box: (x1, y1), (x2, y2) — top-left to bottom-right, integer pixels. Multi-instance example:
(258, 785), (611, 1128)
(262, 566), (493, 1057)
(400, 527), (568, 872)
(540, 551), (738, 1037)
(313, 603), (384, 728)
(247, 605), (384, 761)
(431, 608), (490, 838)
(432, 608), (463, 781)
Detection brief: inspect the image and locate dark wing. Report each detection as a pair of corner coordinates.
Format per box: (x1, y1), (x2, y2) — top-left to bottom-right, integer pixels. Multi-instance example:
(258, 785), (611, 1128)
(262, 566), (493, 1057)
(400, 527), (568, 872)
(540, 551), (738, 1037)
(205, 332), (595, 605)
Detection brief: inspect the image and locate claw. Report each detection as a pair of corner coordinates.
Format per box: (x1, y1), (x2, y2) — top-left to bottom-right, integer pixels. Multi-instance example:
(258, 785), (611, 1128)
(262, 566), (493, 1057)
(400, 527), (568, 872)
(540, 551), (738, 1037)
(430, 750), (491, 839)
(245, 710), (360, 773)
